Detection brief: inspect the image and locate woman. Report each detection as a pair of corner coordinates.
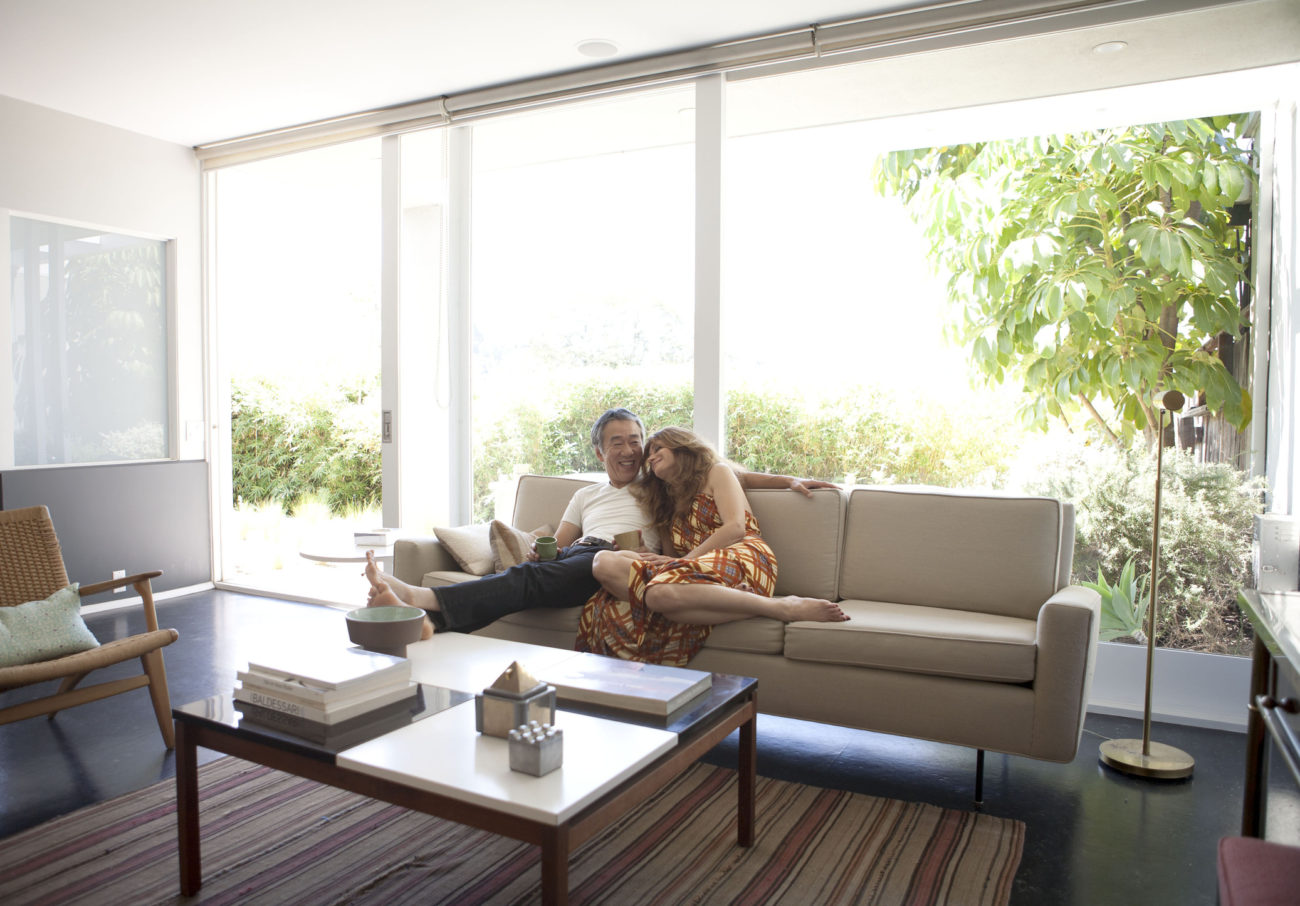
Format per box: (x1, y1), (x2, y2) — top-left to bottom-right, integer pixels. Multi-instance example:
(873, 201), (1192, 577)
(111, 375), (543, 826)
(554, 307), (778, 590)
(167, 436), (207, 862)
(578, 427), (847, 666)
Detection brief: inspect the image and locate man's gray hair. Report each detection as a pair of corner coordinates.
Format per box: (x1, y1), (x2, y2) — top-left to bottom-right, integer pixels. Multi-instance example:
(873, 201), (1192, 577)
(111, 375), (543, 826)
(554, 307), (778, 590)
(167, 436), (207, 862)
(590, 408), (645, 451)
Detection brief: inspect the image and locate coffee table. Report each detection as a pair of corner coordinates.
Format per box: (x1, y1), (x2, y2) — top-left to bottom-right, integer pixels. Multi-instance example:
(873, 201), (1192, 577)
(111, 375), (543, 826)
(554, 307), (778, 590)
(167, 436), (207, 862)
(173, 635), (757, 905)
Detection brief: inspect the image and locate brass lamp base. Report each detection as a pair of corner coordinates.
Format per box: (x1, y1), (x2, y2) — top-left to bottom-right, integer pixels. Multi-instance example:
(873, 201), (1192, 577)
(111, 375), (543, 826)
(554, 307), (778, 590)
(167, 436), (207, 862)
(1099, 738), (1195, 780)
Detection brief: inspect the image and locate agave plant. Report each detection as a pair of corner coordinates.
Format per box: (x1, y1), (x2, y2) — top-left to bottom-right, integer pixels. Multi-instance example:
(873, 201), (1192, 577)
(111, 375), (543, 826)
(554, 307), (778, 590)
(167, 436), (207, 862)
(1083, 558), (1150, 644)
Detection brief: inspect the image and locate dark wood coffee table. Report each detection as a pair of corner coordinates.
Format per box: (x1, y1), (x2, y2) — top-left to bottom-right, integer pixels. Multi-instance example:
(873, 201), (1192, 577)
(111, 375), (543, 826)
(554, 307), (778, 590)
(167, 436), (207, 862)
(173, 637), (757, 906)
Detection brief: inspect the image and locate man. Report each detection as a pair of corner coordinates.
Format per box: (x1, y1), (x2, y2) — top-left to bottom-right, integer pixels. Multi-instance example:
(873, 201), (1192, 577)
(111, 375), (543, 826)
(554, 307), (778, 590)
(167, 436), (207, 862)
(365, 407), (834, 637)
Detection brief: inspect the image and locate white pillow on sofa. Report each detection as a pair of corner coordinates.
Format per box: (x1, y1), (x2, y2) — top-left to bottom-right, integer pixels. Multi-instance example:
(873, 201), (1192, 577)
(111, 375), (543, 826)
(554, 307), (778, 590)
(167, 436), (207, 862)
(433, 524), (496, 576)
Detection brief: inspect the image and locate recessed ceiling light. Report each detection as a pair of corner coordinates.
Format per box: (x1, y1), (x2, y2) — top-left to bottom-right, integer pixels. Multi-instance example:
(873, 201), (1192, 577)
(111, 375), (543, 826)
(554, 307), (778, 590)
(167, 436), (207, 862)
(577, 39), (619, 59)
(1092, 40), (1128, 55)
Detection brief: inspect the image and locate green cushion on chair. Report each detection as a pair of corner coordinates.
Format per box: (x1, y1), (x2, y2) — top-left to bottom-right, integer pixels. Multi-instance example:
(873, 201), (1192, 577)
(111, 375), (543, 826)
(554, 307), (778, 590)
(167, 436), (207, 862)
(0, 585), (99, 667)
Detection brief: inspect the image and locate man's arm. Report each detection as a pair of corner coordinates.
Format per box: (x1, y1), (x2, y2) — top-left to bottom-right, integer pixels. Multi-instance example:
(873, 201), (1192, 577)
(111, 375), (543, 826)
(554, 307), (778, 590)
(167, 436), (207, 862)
(521, 520), (583, 563)
(554, 521), (583, 548)
(733, 467), (840, 499)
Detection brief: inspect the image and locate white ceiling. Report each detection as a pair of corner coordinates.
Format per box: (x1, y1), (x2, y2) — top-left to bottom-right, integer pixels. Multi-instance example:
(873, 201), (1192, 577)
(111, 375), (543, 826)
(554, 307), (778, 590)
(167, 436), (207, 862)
(0, 0), (902, 147)
(0, 0), (1297, 149)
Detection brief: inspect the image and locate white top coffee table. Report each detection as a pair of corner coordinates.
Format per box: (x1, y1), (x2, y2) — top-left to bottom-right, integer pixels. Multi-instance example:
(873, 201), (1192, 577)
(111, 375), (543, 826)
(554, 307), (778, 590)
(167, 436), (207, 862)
(343, 633), (675, 823)
(340, 699), (675, 824)
(174, 633), (758, 905)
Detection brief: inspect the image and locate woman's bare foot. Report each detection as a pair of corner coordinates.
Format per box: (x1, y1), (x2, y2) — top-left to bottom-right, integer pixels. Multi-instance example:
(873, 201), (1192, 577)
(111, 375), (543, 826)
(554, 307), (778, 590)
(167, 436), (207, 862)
(778, 596), (850, 623)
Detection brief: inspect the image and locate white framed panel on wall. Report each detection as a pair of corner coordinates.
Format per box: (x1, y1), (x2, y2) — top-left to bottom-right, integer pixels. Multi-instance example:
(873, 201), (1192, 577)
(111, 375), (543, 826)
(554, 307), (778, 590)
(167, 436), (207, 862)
(3, 209), (174, 469)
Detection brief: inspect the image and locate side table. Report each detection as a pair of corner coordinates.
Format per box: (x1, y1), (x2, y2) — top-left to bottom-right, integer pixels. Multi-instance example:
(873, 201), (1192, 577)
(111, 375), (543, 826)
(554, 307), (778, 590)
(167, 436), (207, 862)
(1236, 589), (1300, 836)
(299, 531), (406, 569)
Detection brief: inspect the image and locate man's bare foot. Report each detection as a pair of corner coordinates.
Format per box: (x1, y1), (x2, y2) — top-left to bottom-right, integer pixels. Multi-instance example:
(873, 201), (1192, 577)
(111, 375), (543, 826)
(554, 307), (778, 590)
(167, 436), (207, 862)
(364, 551), (439, 611)
(368, 576), (435, 640)
(779, 596), (849, 623)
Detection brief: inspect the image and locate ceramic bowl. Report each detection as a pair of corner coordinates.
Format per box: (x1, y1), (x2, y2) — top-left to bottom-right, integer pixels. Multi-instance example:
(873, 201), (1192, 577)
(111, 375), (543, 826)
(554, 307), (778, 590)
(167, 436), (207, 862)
(345, 606), (425, 657)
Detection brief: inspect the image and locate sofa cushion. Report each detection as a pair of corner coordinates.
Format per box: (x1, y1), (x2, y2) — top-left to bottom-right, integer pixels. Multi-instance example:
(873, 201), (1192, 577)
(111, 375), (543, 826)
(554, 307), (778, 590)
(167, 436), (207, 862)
(511, 474), (596, 536)
(742, 488), (843, 600)
(700, 616), (786, 655)
(489, 605), (583, 636)
(783, 599), (1038, 683)
(839, 487), (1063, 621)
(484, 603), (786, 655)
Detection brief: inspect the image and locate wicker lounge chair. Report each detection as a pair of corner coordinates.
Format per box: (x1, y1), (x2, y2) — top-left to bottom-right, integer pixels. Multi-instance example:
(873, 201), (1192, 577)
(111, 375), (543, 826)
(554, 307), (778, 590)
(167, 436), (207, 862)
(0, 506), (179, 748)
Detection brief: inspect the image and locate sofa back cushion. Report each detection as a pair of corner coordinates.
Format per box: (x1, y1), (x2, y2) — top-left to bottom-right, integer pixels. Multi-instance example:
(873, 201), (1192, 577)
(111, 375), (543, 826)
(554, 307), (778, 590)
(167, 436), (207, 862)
(743, 488), (843, 600)
(839, 487), (1065, 621)
(512, 474), (595, 533)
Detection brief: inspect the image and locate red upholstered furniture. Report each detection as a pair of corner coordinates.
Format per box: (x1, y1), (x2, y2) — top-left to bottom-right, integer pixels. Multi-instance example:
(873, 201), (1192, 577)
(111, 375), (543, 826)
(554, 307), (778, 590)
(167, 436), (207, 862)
(1218, 836), (1300, 906)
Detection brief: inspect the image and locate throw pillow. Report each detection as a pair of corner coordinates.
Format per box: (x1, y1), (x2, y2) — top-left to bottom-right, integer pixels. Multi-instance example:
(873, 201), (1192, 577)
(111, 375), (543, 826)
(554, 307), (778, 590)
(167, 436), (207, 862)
(434, 524), (496, 576)
(490, 521), (555, 571)
(0, 585), (98, 668)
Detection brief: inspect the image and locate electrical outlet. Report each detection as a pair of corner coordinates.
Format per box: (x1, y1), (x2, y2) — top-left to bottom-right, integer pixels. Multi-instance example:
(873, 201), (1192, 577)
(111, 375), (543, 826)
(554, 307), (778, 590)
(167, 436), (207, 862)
(112, 568), (127, 592)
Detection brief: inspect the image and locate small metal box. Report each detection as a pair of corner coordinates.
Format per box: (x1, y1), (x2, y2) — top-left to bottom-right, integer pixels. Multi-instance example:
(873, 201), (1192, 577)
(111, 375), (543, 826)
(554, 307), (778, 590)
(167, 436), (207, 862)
(474, 661), (556, 738)
(508, 722), (563, 776)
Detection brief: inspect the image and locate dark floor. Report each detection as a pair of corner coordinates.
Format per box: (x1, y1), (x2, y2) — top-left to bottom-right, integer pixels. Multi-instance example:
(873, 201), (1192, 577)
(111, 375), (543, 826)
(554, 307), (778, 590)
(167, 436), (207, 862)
(2, 589), (1298, 905)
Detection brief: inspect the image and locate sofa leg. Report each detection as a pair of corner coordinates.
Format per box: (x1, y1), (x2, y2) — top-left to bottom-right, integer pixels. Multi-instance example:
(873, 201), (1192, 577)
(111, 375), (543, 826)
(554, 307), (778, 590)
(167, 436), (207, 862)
(974, 749), (985, 805)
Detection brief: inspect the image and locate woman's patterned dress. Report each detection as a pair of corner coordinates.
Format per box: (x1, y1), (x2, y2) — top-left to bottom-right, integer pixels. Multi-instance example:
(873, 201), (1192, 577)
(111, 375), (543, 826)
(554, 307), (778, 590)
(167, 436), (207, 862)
(576, 492), (778, 666)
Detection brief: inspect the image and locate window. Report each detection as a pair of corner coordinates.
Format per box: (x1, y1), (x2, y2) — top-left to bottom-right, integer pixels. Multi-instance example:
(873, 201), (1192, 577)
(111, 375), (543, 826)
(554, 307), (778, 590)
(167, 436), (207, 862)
(211, 139), (382, 591)
(8, 215), (169, 465)
(723, 63), (1265, 657)
(467, 88), (696, 520)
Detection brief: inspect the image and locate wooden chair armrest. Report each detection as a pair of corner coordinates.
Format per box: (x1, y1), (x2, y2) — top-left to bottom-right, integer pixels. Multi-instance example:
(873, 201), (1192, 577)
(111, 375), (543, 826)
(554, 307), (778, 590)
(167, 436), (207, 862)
(78, 570), (163, 597)
(78, 570), (165, 632)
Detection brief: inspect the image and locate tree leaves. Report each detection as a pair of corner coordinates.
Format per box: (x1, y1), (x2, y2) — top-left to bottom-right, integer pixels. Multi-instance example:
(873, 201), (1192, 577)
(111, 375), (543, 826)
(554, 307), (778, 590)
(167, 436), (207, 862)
(873, 115), (1255, 445)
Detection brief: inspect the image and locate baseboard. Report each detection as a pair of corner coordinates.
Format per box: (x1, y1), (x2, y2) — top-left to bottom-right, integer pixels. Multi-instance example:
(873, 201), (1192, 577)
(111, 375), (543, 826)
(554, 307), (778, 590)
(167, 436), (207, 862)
(1088, 642), (1249, 732)
(81, 581), (215, 616)
(213, 580), (355, 611)
(1086, 702), (1246, 733)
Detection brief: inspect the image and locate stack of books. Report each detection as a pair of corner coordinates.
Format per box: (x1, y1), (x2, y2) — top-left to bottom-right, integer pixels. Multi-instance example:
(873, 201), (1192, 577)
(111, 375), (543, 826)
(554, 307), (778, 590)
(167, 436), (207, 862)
(235, 647), (419, 745)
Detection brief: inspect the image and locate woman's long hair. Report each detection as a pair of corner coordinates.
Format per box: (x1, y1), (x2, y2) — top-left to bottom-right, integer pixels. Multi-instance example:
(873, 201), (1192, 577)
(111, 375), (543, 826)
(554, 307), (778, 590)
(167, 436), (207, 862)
(632, 427), (718, 539)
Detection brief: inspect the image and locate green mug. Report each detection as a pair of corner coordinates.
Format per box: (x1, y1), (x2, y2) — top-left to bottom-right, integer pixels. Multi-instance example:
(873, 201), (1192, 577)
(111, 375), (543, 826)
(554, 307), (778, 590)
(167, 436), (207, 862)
(534, 536), (558, 561)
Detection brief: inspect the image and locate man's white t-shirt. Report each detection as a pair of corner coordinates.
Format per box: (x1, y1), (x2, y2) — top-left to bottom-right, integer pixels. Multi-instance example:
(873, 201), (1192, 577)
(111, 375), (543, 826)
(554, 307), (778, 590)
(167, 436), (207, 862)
(560, 482), (661, 553)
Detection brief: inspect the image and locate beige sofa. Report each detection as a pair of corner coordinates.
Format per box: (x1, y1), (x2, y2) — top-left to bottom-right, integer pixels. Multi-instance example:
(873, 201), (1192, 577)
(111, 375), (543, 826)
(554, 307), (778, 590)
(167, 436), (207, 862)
(394, 474), (1101, 789)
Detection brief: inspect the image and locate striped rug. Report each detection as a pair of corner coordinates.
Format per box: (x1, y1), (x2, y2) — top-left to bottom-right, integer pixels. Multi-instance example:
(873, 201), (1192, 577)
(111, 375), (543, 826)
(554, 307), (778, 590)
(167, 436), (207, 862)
(0, 757), (1024, 905)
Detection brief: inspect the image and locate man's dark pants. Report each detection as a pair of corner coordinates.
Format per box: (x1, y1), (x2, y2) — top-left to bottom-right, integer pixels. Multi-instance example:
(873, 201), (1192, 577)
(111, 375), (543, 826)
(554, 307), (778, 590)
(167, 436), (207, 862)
(429, 540), (613, 634)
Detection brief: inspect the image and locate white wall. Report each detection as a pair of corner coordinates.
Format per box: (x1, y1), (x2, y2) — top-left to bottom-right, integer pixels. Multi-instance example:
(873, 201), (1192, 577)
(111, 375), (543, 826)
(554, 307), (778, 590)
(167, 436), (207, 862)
(0, 94), (205, 461)
(1091, 643), (1249, 732)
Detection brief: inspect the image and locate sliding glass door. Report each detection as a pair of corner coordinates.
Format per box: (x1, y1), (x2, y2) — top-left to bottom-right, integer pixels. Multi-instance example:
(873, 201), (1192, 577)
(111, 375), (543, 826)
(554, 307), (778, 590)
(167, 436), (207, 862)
(210, 139), (382, 601)
(465, 87), (697, 522)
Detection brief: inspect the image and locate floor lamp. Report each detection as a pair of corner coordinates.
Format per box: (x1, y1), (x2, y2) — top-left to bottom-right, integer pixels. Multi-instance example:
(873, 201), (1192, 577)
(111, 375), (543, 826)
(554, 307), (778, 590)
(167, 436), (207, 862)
(1098, 390), (1196, 780)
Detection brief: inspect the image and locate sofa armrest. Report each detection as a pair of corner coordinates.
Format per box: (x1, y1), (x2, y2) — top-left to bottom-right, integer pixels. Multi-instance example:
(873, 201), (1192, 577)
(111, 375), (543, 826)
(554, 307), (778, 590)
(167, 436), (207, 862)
(1030, 584), (1101, 761)
(392, 537), (458, 586)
